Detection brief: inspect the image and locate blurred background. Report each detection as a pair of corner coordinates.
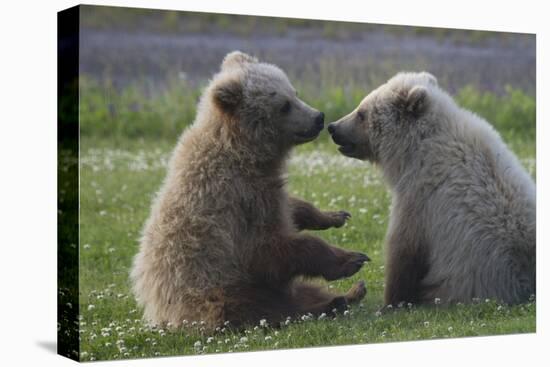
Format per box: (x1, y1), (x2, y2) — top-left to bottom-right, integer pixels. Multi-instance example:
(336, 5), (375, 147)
(78, 5), (536, 149)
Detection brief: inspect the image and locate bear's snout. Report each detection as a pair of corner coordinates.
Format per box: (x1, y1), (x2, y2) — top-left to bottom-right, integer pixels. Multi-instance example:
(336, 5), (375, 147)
(315, 112), (325, 129)
(327, 122), (336, 135)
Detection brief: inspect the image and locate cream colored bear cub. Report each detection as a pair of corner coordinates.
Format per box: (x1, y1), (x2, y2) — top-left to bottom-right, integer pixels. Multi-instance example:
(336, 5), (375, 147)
(131, 51), (369, 332)
(328, 72), (535, 306)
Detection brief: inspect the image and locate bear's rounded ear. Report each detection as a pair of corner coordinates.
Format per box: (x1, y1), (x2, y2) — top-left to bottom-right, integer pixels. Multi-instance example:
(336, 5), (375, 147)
(213, 77), (243, 113)
(405, 86), (429, 116)
(420, 72), (438, 86)
(221, 51), (258, 70)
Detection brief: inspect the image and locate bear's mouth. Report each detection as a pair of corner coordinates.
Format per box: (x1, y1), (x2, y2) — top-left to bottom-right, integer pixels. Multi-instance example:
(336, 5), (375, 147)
(330, 133), (357, 157)
(337, 143), (357, 156)
(294, 126), (322, 143)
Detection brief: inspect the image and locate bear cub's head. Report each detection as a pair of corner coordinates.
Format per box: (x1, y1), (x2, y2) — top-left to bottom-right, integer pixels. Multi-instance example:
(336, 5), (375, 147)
(208, 51), (325, 149)
(328, 72), (439, 163)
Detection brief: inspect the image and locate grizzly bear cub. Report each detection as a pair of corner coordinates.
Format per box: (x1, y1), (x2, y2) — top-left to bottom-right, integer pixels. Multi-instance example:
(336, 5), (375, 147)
(131, 51), (369, 331)
(328, 72), (535, 306)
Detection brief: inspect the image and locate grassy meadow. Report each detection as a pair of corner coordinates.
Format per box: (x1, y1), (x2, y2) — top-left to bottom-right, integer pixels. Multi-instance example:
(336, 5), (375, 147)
(73, 78), (536, 361)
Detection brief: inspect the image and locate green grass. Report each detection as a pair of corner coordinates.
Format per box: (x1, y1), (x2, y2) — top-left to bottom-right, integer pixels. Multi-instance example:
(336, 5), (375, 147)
(75, 82), (536, 361)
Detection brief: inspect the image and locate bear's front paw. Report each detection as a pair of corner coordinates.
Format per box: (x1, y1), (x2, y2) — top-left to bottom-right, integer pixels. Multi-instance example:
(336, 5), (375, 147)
(340, 251), (370, 278)
(326, 250), (370, 281)
(325, 210), (352, 228)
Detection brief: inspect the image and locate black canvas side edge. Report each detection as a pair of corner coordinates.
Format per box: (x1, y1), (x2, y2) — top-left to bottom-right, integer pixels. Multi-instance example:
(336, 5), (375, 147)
(57, 4), (80, 362)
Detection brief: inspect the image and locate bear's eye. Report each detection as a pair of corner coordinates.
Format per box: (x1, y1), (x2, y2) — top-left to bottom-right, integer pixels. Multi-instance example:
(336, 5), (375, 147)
(357, 111), (365, 122)
(281, 101), (291, 114)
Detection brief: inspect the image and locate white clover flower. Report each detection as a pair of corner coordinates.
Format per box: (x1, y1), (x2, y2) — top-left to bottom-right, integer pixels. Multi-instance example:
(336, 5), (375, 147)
(239, 337), (248, 343)
(375, 311), (382, 317)
(448, 326), (453, 332)
(105, 342), (112, 347)
(434, 298), (441, 305)
(318, 313), (327, 320)
(265, 336), (272, 341)
(207, 337), (214, 344)
(87, 304), (95, 311)
(424, 321), (430, 327)
(343, 310), (350, 316)
(194, 341), (202, 348)
(259, 319), (268, 327)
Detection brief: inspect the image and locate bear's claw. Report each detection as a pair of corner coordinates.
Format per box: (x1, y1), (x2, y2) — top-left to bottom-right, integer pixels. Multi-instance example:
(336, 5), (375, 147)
(327, 210), (352, 228)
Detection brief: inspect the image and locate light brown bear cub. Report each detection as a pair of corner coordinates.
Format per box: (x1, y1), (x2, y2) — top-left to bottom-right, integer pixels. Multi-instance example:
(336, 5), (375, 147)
(131, 51), (369, 331)
(328, 72), (535, 306)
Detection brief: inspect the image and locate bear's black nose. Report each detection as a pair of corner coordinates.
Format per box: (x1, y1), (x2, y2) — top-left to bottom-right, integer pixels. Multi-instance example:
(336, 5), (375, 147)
(315, 112), (325, 128)
(327, 122), (336, 135)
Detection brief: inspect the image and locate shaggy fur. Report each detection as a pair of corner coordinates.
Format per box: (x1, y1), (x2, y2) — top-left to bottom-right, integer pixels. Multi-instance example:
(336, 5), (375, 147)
(328, 72), (535, 306)
(130, 51), (368, 331)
